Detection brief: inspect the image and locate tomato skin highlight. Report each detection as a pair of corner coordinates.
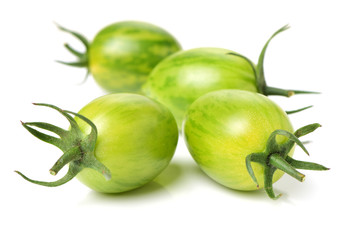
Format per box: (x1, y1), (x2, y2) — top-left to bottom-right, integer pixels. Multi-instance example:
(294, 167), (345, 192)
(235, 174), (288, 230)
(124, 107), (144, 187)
(183, 90), (294, 191)
(143, 47), (257, 128)
(89, 21), (181, 93)
(75, 93), (179, 193)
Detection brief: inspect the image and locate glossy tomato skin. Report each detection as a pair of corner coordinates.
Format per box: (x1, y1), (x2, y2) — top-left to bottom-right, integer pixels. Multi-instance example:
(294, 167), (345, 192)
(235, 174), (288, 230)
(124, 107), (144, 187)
(75, 93), (178, 193)
(183, 90), (293, 191)
(143, 47), (257, 128)
(89, 21), (181, 93)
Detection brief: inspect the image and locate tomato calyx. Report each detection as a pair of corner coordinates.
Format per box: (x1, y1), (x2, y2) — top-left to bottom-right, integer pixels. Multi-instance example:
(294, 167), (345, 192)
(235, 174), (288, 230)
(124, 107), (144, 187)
(15, 103), (111, 187)
(245, 123), (329, 199)
(55, 23), (90, 83)
(228, 25), (319, 97)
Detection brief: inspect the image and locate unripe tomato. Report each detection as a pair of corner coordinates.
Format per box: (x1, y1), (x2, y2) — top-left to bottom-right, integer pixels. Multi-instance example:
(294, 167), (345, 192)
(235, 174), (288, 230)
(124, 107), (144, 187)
(143, 25), (316, 129)
(183, 90), (293, 191)
(89, 21), (181, 92)
(16, 94), (179, 193)
(143, 47), (257, 128)
(58, 21), (181, 93)
(75, 93), (179, 193)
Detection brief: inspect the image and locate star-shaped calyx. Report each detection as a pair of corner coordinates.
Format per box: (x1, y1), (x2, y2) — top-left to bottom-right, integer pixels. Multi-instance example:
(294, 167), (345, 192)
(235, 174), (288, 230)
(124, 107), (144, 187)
(245, 123), (329, 199)
(15, 103), (111, 187)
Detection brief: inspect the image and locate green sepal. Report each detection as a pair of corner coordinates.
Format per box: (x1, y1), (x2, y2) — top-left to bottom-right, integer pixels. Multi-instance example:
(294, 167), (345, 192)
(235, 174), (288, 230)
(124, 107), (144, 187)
(245, 123), (329, 200)
(56, 60), (88, 68)
(55, 23), (90, 82)
(15, 163), (81, 187)
(256, 24), (290, 94)
(228, 25), (318, 98)
(227, 52), (258, 81)
(286, 156), (329, 171)
(15, 103), (111, 188)
(55, 22), (90, 49)
(266, 129), (309, 156)
(294, 123), (322, 138)
(264, 87), (320, 97)
(21, 121), (64, 150)
(23, 121), (69, 138)
(257, 25), (319, 97)
(280, 123), (322, 155)
(285, 105), (313, 115)
(64, 43), (85, 58)
(245, 152), (266, 188)
(264, 166), (282, 200)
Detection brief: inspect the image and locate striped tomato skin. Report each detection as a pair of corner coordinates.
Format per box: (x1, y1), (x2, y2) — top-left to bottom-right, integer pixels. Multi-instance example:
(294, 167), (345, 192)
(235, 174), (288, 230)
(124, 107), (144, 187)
(89, 21), (181, 93)
(143, 47), (258, 129)
(75, 93), (179, 193)
(183, 90), (293, 191)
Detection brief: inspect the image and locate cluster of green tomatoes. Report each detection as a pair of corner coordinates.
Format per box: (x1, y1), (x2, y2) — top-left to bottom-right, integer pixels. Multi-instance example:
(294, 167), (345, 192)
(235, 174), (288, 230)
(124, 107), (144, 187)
(17, 21), (328, 199)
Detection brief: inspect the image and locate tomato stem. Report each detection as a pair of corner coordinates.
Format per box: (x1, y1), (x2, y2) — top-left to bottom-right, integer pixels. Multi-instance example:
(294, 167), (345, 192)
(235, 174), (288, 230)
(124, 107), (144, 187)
(49, 146), (82, 175)
(269, 154), (305, 182)
(15, 103), (111, 188)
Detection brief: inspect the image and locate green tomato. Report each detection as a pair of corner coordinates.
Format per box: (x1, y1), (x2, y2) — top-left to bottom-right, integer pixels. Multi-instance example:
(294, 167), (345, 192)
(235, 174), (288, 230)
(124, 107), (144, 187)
(58, 21), (181, 93)
(75, 93), (179, 193)
(16, 94), (179, 193)
(143, 25), (315, 129)
(183, 90), (293, 191)
(143, 47), (257, 128)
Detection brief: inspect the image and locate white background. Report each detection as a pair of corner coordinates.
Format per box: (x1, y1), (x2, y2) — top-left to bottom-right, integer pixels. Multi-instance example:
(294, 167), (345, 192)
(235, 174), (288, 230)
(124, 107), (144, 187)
(1, 0), (352, 239)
